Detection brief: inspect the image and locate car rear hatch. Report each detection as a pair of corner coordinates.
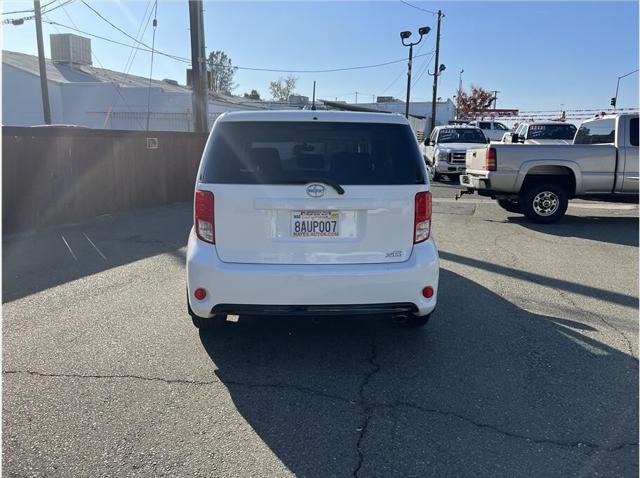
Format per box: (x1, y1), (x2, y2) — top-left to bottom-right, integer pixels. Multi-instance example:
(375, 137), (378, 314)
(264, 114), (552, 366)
(197, 119), (428, 265)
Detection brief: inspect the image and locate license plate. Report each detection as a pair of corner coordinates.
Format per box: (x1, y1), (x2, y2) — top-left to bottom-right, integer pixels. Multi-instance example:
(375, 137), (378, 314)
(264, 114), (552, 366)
(291, 210), (339, 237)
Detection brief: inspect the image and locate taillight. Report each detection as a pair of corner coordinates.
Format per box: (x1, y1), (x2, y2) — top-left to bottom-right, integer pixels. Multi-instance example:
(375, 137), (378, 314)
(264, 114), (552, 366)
(486, 147), (497, 171)
(414, 191), (432, 244)
(195, 190), (214, 243)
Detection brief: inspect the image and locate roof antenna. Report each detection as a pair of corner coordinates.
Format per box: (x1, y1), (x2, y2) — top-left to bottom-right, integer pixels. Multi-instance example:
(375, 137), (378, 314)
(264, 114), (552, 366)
(311, 80), (317, 110)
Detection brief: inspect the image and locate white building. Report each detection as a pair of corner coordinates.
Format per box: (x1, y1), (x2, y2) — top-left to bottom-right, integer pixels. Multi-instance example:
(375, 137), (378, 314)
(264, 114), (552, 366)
(350, 99), (456, 132)
(2, 34), (267, 131)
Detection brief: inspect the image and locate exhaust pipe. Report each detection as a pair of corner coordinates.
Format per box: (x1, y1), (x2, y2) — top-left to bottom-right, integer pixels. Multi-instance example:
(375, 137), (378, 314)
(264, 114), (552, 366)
(392, 314), (409, 324)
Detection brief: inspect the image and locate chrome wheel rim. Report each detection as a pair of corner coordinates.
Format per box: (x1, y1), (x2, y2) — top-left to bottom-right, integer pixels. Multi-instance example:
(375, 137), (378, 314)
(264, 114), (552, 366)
(532, 191), (559, 216)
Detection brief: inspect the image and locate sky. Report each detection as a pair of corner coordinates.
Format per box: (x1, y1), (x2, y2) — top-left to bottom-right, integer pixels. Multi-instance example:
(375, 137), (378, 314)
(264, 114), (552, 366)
(2, 0), (639, 113)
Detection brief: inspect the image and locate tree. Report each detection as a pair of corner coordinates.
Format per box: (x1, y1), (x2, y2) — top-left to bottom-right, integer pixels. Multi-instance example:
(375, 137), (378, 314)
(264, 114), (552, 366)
(269, 74), (298, 102)
(243, 89), (261, 100)
(207, 51), (237, 94)
(456, 85), (495, 119)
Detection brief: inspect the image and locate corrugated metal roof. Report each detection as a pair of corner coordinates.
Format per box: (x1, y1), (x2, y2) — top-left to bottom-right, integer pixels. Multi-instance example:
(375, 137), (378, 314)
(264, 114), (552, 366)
(3, 50), (188, 92)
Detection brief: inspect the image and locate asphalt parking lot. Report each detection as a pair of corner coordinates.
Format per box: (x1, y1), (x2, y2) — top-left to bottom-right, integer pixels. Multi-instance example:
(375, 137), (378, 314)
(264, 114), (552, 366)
(3, 183), (639, 477)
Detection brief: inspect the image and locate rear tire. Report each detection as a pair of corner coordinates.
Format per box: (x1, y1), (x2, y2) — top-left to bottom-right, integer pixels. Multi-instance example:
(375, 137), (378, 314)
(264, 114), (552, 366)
(520, 182), (568, 223)
(497, 198), (522, 214)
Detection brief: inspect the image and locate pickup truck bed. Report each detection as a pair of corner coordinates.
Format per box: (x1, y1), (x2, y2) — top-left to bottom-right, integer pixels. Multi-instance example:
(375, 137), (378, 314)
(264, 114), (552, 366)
(458, 114), (639, 223)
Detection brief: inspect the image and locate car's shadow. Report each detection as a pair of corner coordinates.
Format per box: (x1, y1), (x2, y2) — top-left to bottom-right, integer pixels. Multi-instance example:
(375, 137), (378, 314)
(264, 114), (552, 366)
(198, 269), (638, 477)
(507, 214), (638, 247)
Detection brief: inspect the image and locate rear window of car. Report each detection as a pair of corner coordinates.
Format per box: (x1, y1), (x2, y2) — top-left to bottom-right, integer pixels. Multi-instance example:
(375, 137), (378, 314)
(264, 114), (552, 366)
(527, 124), (577, 140)
(574, 119), (615, 144)
(201, 121), (425, 185)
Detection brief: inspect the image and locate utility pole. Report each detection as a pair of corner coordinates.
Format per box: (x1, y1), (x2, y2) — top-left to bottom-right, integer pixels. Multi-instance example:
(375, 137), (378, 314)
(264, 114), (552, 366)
(34, 0), (51, 124)
(311, 81), (316, 110)
(188, 0), (208, 133)
(429, 10), (443, 134)
(456, 68), (463, 119)
(355, 91), (358, 104)
(491, 90), (500, 108)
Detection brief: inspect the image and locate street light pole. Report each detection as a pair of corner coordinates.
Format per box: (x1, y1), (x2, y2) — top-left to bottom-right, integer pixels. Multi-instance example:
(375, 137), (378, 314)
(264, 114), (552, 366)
(400, 26), (430, 119)
(404, 44), (413, 118)
(612, 68), (639, 111)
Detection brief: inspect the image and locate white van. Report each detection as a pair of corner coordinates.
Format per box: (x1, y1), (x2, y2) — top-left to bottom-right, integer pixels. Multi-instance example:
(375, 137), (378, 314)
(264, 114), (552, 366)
(186, 111), (440, 328)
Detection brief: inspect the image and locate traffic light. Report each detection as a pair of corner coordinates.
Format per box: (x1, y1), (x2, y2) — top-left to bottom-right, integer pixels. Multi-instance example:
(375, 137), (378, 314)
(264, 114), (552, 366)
(610, 97), (616, 107)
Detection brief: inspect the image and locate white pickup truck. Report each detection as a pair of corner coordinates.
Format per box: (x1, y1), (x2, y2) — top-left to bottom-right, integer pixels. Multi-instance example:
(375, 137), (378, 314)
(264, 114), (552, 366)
(458, 113), (639, 223)
(422, 125), (489, 181)
(466, 120), (513, 142)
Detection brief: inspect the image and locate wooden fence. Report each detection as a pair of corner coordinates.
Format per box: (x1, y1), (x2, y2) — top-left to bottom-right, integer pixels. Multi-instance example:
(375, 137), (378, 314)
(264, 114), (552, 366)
(2, 127), (208, 233)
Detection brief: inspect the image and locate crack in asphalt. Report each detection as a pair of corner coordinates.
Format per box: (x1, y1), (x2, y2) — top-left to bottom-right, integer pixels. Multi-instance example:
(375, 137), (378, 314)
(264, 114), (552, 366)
(352, 340), (381, 478)
(3, 369), (221, 386)
(5, 367), (637, 458)
(374, 400), (639, 453)
(2, 369), (355, 405)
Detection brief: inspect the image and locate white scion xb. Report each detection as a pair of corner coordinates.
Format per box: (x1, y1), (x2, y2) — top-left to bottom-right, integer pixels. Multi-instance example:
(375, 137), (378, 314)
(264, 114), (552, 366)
(186, 111), (440, 328)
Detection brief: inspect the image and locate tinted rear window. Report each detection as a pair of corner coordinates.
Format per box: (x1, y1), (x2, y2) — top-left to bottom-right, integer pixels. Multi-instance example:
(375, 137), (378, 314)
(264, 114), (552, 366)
(201, 121), (425, 185)
(574, 119), (616, 144)
(527, 124), (577, 140)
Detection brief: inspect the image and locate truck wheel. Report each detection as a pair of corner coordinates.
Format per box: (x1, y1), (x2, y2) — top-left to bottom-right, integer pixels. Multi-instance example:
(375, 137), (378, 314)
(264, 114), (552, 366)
(431, 170), (441, 182)
(520, 183), (568, 223)
(497, 198), (522, 214)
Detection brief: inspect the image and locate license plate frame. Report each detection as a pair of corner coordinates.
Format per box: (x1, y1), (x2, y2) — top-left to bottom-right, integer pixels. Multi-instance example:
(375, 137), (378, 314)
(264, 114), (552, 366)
(291, 210), (340, 238)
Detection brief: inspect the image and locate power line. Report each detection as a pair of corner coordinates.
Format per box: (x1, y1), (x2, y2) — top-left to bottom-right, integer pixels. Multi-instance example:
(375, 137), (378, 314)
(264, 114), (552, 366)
(42, 20), (191, 63)
(38, 19), (436, 75)
(411, 51), (435, 88)
(399, 0), (436, 15)
(3, 0), (59, 15)
(2, 0), (75, 24)
(80, 0), (167, 59)
(13, 5), (440, 76)
(228, 52), (436, 73)
(123, 0), (154, 76)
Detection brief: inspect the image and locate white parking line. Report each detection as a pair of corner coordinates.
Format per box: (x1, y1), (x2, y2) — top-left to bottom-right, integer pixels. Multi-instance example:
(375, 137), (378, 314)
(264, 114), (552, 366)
(83, 232), (108, 261)
(61, 235), (78, 262)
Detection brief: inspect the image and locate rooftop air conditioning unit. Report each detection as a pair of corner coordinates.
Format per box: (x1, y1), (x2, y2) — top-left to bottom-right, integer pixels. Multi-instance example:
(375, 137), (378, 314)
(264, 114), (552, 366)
(50, 33), (92, 66)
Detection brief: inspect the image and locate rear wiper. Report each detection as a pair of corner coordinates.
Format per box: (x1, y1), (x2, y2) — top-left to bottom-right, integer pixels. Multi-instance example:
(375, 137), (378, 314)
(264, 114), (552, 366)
(279, 178), (345, 195)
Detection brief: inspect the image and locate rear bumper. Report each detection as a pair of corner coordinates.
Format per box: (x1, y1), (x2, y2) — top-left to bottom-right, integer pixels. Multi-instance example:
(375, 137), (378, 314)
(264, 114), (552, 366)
(460, 170), (518, 194)
(186, 228), (439, 318)
(211, 303), (420, 317)
(460, 172), (490, 189)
